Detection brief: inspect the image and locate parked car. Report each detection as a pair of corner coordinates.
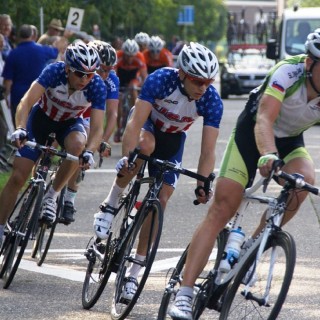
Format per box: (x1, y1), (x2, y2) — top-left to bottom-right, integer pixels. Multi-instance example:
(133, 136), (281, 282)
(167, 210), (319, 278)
(220, 45), (274, 99)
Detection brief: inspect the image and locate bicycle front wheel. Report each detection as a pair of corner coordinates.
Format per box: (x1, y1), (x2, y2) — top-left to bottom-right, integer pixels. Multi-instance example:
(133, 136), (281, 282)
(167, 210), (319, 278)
(158, 228), (228, 320)
(31, 187), (65, 266)
(111, 200), (163, 320)
(1, 183), (44, 289)
(220, 230), (296, 320)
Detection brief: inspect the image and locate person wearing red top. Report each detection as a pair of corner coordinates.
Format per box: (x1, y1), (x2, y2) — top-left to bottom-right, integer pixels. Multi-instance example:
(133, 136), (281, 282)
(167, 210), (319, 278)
(114, 39), (148, 142)
(143, 35), (173, 74)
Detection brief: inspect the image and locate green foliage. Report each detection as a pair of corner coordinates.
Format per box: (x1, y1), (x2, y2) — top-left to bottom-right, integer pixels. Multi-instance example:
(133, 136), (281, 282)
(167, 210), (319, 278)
(1, 0), (228, 45)
(287, 0), (320, 7)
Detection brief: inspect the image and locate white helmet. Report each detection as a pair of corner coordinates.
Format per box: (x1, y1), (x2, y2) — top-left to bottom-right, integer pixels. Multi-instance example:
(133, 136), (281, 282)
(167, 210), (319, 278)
(305, 28), (320, 59)
(148, 36), (164, 53)
(122, 39), (139, 56)
(134, 32), (150, 46)
(178, 42), (219, 79)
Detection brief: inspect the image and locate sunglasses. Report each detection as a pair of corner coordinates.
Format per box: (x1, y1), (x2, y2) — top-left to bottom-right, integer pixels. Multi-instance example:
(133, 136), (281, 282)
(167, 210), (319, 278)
(185, 74), (214, 87)
(70, 68), (95, 80)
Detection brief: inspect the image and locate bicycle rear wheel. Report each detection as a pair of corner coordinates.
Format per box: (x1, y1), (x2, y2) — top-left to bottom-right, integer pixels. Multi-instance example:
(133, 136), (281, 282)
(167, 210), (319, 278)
(1, 183), (44, 288)
(157, 228), (228, 320)
(219, 230), (296, 320)
(110, 200), (163, 320)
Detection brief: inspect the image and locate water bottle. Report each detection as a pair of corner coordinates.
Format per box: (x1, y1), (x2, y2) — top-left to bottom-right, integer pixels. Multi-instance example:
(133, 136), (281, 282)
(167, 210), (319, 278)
(218, 227), (245, 273)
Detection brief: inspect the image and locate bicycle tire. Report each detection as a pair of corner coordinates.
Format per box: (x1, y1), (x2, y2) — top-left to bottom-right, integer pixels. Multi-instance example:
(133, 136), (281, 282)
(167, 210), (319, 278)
(219, 230), (296, 320)
(82, 234), (114, 309)
(0, 184), (33, 278)
(157, 228), (228, 320)
(32, 187), (65, 266)
(111, 200), (163, 320)
(2, 183), (44, 288)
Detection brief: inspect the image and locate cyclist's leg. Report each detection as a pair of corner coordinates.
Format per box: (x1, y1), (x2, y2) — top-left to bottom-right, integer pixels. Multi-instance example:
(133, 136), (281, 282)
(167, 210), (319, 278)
(252, 146), (314, 238)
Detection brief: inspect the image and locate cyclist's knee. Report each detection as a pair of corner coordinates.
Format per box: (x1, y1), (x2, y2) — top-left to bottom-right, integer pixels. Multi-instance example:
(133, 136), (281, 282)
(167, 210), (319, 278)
(139, 133), (155, 155)
(8, 169), (29, 190)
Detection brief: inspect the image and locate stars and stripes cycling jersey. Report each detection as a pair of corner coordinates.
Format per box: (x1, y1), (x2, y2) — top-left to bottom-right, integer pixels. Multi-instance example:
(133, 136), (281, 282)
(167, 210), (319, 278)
(139, 67), (223, 133)
(36, 61), (107, 121)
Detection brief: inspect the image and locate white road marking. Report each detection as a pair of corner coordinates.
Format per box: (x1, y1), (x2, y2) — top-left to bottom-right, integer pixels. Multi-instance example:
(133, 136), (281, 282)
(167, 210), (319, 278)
(17, 248), (217, 283)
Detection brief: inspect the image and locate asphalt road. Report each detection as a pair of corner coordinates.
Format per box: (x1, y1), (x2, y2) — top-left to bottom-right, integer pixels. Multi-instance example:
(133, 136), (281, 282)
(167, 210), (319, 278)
(1, 91), (320, 320)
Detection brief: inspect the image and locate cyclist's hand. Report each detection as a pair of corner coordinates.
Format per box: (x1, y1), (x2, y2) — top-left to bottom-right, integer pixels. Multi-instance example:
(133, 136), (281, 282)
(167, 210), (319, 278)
(116, 156), (128, 174)
(99, 141), (112, 158)
(80, 150), (95, 169)
(258, 153), (279, 177)
(11, 127), (27, 148)
(194, 185), (213, 204)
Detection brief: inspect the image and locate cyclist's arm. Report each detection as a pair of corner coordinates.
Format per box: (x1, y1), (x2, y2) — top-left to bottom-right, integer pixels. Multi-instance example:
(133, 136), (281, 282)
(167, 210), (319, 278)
(198, 125), (218, 181)
(254, 94), (282, 175)
(139, 67), (148, 84)
(86, 108), (105, 153)
(102, 98), (118, 143)
(121, 98), (152, 156)
(15, 81), (45, 129)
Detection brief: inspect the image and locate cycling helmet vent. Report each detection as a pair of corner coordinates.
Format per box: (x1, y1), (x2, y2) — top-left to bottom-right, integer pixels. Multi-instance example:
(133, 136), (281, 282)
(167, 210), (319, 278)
(305, 28), (320, 60)
(122, 39), (139, 56)
(88, 40), (117, 66)
(178, 42), (219, 79)
(65, 41), (100, 72)
(134, 32), (150, 46)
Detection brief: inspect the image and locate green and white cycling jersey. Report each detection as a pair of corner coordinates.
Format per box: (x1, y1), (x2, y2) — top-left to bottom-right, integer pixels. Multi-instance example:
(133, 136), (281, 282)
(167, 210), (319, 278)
(248, 54), (320, 138)
(219, 54), (317, 188)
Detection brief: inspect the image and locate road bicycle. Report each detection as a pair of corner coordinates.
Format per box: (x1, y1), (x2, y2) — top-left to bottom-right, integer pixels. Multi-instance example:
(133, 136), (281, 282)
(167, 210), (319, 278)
(31, 140), (108, 266)
(158, 166), (320, 319)
(82, 147), (215, 320)
(0, 134), (78, 288)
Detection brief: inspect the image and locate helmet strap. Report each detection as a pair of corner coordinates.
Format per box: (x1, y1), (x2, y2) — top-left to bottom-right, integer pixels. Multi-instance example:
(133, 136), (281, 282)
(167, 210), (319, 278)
(307, 60), (320, 96)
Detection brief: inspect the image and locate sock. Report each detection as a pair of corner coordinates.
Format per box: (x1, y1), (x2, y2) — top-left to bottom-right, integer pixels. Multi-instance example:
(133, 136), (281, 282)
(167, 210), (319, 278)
(45, 185), (59, 201)
(127, 253), (146, 278)
(64, 188), (77, 205)
(103, 181), (125, 208)
(177, 286), (194, 298)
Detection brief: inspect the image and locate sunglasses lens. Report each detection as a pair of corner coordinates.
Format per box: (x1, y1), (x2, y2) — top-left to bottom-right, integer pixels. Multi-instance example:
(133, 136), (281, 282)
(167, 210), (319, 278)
(72, 69), (94, 79)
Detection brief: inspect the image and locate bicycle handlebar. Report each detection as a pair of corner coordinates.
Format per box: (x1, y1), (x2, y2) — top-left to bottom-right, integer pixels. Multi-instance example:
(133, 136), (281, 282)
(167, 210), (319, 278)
(25, 141), (79, 162)
(276, 170), (319, 195)
(128, 147), (215, 205)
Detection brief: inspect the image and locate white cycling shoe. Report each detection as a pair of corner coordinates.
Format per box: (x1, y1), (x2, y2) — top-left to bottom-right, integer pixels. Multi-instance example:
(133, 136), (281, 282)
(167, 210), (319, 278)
(93, 204), (116, 240)
(168, 295), (193, 320)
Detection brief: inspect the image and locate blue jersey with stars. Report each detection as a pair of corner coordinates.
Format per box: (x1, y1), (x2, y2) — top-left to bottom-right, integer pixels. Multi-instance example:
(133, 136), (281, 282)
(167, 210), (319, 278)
(139, 67), (223, 133)
(36, 61), (107, 121)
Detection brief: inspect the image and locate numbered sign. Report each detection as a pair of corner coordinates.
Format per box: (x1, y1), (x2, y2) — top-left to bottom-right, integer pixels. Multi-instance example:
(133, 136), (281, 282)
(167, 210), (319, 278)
(66, 7), (84, 32)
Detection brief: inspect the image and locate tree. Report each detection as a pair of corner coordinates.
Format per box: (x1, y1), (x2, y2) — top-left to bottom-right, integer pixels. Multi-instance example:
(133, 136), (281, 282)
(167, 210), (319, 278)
(1, 0), (228, 45)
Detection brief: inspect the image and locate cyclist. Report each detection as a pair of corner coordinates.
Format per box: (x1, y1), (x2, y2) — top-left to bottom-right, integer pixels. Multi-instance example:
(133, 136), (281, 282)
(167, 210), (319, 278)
(134, 32), (150, 52)
(113, 38), (148, 142)
(168, 29), (320, 319)
(0, 41), (106, 247)
(61, 40), (119, 223)
(143, 35), (173, 74)
(93, 42), (222, 301)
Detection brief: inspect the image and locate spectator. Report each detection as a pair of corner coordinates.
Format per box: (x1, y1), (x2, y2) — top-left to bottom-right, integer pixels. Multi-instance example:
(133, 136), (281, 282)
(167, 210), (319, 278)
(37, 18), (64, 45)
(0, 14), (13, 60)
(0, 33), (8, 150)
(2, 24), (59, 125)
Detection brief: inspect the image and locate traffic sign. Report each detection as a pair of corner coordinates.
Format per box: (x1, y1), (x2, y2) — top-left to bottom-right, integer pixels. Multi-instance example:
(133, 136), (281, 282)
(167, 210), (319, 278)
(177, 5), (194, 26)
